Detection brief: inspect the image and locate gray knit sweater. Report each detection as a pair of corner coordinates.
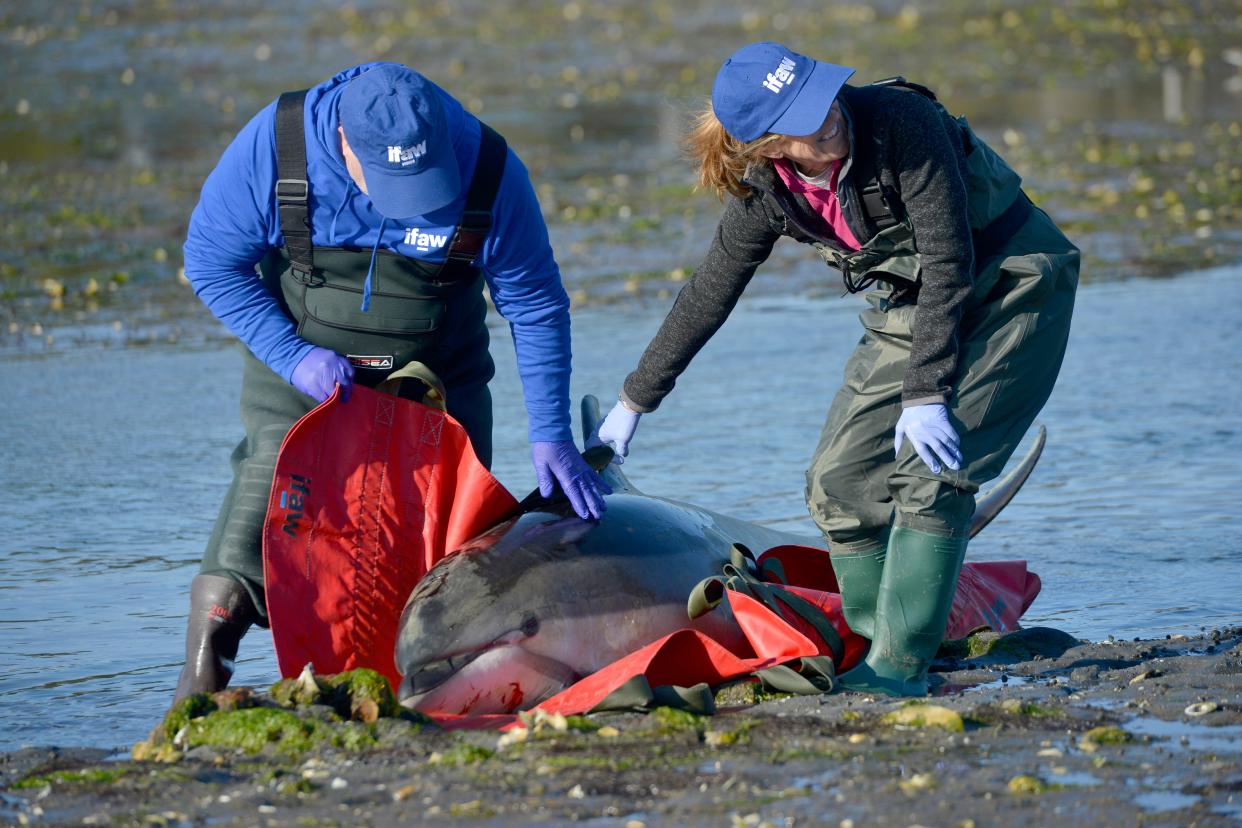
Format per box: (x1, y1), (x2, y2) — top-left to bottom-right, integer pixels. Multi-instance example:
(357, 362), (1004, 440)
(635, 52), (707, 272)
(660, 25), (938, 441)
(621, 83), (977, 412)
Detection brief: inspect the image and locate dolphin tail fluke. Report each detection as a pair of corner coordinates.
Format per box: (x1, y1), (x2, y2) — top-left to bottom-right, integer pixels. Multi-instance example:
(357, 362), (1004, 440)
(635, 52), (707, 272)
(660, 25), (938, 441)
(581, 394), (638, 494)
(969, 424), (1046, 539)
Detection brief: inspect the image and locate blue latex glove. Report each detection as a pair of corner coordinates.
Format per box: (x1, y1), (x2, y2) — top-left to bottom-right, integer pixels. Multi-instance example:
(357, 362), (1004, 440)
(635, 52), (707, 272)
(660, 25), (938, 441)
(585, 401), (642, 464)
(531, 440), (612, 520)
(291, 347), (354, 403)
(894, 403), (962, 474)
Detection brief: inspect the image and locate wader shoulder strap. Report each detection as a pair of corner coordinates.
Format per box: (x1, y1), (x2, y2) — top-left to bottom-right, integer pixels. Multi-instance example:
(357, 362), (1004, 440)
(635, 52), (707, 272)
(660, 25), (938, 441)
(274, 89), (313, 278)
(852, 77), (947, 234)
(441, 123), (508, 272)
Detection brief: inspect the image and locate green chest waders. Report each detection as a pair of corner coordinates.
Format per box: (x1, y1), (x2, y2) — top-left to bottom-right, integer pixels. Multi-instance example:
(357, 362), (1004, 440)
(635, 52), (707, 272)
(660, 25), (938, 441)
(800, 102), (1079, 694)
(199, 90), (509, 621)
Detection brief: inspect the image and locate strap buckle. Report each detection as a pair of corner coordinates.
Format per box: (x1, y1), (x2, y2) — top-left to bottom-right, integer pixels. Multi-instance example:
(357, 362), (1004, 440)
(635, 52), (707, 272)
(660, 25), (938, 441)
(275, 178), (309, 203)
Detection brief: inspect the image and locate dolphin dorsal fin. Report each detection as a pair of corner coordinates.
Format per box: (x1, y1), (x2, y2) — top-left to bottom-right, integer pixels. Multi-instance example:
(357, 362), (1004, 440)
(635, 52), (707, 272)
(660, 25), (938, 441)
(581, 394), (638, 494)
(969, 424), (1046, 539)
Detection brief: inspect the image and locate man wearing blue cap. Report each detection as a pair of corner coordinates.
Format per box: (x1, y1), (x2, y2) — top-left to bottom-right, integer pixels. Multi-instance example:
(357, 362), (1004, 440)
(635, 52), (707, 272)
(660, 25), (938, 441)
(589, 42), (1078, 696)
(173, 62), (609, 700)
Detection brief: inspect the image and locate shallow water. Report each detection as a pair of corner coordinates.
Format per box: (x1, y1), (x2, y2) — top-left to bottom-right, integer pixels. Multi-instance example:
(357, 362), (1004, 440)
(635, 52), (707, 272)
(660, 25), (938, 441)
(1, 265), (1241, 752)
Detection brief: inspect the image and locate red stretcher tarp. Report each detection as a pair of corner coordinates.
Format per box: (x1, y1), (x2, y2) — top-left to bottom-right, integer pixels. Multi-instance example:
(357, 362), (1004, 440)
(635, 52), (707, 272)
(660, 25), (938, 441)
(264, 389), (1041, 726)
(262, 385), (517, 690)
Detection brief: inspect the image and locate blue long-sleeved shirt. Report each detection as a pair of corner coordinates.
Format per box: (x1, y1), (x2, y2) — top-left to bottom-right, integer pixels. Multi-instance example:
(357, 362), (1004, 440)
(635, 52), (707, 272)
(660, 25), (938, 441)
(184, 62), (573, 442)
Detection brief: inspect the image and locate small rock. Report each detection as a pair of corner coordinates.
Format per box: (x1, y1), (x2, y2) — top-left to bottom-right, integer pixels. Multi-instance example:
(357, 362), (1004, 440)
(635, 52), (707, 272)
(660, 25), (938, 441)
(899, 772), (936, 793)
(1080, 725), (1132, 749)
(1036, 747), (1063, 757)
(497, 727), (528, 749)
(567, 784), (585, 799)
(1184, 701), (1218, 717)
(597, 726), (620, 738)
(330, 777), (348, 790)
(881, 704), (964, 732)
(392, 784), (417, 802)
(1007, 775), (1048, 794)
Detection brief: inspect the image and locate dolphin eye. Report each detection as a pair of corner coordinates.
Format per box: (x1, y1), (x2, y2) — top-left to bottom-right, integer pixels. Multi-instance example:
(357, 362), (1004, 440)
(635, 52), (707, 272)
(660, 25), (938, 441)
(520, 615), (540, 636)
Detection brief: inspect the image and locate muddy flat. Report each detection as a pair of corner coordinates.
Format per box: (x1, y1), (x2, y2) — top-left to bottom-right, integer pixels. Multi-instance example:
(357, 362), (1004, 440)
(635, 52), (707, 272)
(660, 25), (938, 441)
(3, 627), (1239, 827)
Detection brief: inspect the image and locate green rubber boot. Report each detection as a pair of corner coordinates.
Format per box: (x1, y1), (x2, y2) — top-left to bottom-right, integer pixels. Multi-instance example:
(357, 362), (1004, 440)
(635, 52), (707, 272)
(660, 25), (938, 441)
(836, 526), (966, 697)
(828, 532), (888, 640)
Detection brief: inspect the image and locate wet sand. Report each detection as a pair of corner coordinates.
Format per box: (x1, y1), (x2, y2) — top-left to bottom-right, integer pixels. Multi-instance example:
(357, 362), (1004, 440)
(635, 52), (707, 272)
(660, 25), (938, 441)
(3, 627), (1239, 827)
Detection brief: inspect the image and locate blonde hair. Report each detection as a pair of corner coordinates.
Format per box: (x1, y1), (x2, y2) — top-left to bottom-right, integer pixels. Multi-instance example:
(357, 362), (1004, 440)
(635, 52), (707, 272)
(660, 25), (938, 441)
(682, 99), (783, 200)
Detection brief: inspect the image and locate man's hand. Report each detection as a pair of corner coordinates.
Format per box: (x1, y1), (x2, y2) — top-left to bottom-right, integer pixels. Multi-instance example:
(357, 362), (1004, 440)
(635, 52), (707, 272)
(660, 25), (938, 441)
(585, 400), (642, 464)
(894, 403), (962, 475)
(531, 440), (612, 520)
(291, 347), (354, 403)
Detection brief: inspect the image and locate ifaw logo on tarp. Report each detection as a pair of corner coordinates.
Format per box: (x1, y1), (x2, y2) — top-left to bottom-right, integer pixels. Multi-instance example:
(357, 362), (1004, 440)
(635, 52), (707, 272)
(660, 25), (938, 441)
(279, 474), (311, 538)
(387, 141), (427, 166)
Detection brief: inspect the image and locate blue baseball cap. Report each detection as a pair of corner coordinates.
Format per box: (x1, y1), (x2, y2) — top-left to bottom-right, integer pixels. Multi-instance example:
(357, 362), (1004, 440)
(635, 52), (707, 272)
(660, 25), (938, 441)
(711, 42), (855, 142)
(338, 64), (460, 218)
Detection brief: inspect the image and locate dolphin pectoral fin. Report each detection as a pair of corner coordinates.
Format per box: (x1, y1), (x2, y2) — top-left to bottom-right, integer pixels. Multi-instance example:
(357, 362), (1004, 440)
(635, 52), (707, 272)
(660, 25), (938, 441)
(581, 394), (638, 494)
(969, 424), (1046, 539)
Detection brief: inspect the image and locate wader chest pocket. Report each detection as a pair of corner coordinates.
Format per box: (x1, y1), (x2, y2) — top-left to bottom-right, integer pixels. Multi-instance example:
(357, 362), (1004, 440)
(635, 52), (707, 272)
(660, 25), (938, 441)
(295, 280), (445, 337)
(291, 275), (447, 376)
(262, 247), (461, 366)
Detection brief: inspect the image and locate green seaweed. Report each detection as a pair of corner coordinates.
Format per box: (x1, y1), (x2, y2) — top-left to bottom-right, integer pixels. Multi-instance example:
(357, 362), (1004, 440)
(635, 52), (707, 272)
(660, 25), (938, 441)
(1008, 774), (1055, 794)
(430, 742), (495, 766)
(324, 668), (401, 721)
(161, 693), (219, 742)
(999, 699), (1060, 719)
(538, 754), (635, 772)
(13, 767), (129, 789)
(562, 715), (602, 733)
(650, 706), (708, 734)
(270, 667), (399, 722)
(183, 707), (320, 755)
(1082, 725), (1132, 745)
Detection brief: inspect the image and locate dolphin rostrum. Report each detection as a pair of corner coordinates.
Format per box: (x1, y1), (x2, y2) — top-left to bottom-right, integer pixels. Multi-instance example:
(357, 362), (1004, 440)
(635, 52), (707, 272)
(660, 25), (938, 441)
(395, 396), (1045, 715)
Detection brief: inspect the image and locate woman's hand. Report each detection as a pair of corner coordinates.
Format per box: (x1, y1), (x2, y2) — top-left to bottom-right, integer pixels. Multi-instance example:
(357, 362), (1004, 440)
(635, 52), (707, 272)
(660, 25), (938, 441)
(894, 403), (962, 474)
(586, 400), (642, 464)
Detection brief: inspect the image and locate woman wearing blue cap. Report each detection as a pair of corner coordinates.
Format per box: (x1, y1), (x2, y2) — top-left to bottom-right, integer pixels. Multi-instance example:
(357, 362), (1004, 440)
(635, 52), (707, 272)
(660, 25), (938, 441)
(589, 42), (1078, 696)
(173, 62), (610, 701)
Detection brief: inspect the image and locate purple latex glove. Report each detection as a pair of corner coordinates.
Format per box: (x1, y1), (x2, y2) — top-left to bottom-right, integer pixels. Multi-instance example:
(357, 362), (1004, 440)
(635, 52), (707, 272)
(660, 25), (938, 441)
(584, 400), (642, 464)
(291, 347), (354, 403)
(894, 403), (962, 474)
(531, 440), (612, 520)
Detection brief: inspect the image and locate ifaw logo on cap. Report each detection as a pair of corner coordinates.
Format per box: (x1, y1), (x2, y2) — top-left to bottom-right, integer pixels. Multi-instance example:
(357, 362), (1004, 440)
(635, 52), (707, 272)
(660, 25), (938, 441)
(387, 141), (428, 166)
(762, 56), (797, 94)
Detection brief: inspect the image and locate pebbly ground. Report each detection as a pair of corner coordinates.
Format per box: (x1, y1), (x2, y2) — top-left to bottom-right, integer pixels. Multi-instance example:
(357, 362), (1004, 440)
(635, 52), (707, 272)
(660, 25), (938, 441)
(2, 626), (1239, 828)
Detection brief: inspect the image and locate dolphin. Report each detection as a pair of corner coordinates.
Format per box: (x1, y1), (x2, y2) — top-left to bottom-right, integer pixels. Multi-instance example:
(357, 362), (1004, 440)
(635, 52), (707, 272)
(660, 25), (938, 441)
(395, 396), (1045, 716)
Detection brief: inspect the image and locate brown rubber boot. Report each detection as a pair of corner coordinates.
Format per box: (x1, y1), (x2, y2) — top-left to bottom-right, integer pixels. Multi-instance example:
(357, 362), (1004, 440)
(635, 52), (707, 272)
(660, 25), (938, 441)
(172, 574), (257, 703)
